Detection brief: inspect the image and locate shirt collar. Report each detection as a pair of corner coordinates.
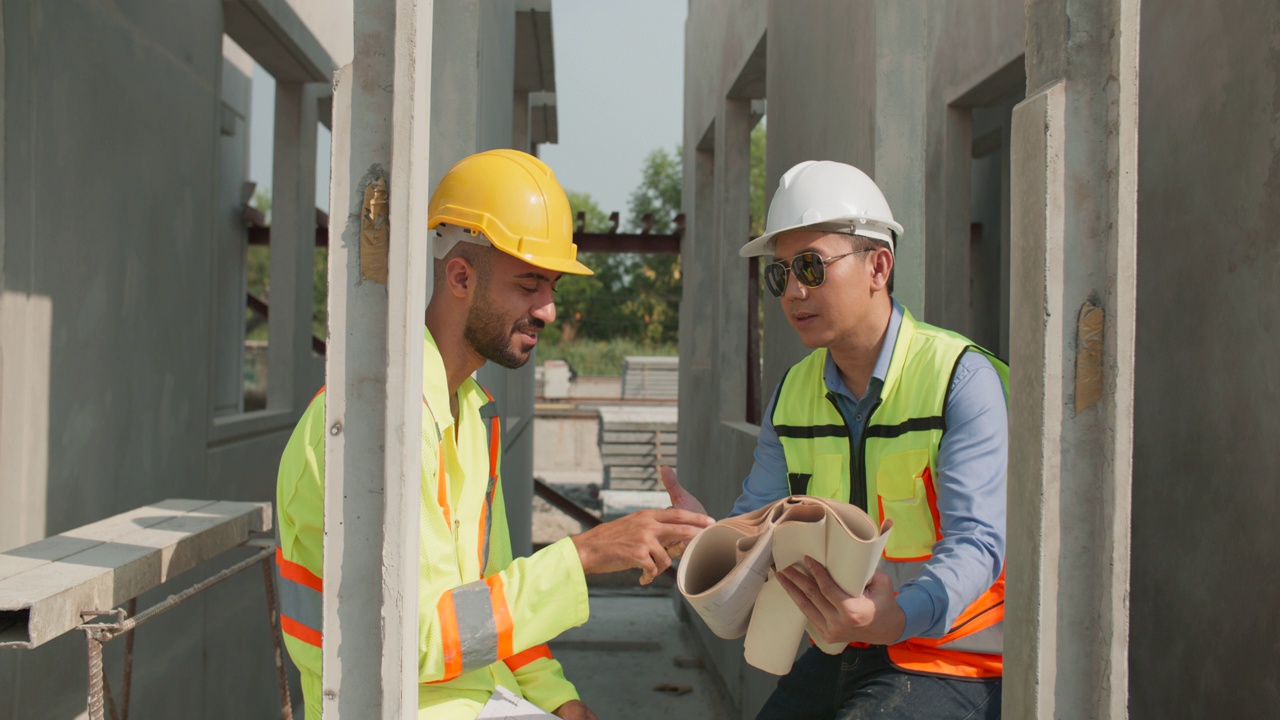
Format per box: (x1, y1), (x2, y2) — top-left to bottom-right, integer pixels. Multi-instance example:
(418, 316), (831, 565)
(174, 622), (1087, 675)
(423, 327), (489, 434)
(822, 298), (904, 402)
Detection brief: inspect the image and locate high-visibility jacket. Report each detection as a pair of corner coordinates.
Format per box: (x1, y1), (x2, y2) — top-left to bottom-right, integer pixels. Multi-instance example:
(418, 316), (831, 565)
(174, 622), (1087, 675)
(275, 329), (590, 718)
(771, 308), (1008, 679)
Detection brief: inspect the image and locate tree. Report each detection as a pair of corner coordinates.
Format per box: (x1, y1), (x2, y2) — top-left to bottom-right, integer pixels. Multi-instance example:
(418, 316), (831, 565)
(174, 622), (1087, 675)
(617, 147), (683, 345)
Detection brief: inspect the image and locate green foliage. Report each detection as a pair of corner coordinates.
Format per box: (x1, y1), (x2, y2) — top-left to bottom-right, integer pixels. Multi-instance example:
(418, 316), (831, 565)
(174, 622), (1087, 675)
(536, 337), (677, 377)
(750, 121), (767, 236)
(242, 187), (327, 348)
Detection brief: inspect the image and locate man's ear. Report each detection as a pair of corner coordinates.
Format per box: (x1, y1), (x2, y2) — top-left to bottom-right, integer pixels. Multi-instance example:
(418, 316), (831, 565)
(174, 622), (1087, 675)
(445, 256), (477, 298)
(868, 249), (893, 292)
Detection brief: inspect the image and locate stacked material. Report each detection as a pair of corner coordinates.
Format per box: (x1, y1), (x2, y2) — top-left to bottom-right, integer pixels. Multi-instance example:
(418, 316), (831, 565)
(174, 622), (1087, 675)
(597, 405), (678, 489)
(620, 356), (679, 400)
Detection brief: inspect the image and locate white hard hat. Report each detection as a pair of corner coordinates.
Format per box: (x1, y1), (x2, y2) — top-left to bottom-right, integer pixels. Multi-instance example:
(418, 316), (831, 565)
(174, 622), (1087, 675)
(739, 160), (904, 257)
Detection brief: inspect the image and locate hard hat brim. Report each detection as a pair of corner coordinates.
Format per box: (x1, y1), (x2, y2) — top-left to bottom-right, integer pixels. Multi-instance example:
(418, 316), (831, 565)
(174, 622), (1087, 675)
(738, 219), (904, 258)
(505, 250), (595, 276)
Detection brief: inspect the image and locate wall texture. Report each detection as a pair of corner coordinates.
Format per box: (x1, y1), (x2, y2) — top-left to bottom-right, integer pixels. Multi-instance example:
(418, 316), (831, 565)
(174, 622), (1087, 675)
(0, 1), (335, 716)
(1130, 1), (1280, 716)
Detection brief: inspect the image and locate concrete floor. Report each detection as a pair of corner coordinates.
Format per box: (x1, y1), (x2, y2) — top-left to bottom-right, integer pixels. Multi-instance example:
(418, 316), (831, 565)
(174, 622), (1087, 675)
(551, 589), (737, 720)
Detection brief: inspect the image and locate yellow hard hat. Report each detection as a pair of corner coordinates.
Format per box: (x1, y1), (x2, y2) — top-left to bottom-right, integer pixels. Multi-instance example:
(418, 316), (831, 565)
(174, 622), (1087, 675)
(427, 149), (593, 275)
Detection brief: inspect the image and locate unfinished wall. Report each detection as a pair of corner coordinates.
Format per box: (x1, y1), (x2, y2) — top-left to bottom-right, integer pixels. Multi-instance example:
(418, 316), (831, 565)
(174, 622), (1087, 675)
(1130, 0), (1280, 716)
(0, 0), (336, 716)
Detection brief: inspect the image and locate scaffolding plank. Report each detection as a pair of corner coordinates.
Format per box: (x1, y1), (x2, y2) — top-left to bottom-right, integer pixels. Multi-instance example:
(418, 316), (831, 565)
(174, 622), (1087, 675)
(0, 500), (271, 649)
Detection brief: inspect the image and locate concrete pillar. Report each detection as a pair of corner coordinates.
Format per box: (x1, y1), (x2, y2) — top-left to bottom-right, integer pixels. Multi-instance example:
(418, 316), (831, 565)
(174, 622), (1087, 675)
(714, 98), (752, 422)
(322, 0), (433, 715)
(873, 0), (928, 318)
(1006, 1), (1140, 718)
(268, 81), (321, 412)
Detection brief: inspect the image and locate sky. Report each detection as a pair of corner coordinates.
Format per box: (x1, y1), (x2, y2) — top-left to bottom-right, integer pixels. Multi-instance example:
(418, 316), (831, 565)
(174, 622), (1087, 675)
(248, 1), (686, 217)
(538, 0), (687, 216)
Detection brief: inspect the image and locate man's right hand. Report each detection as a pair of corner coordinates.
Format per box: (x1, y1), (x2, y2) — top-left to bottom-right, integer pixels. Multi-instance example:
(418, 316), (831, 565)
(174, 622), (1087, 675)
(572, 508), (713, 584)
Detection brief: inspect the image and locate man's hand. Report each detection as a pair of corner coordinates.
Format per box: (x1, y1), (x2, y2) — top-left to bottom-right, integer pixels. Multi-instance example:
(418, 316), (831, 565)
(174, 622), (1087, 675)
(658, 467), (709, 559)
(553, 699), (598, 720)
(659, 466), (707, 515)
(572, 508), (713, 584)
(775, 559), (906, 646)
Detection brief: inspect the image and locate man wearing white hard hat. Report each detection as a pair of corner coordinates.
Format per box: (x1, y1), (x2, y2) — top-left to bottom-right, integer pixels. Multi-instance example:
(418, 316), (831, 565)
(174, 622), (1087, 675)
(665, 161), (1008, 718)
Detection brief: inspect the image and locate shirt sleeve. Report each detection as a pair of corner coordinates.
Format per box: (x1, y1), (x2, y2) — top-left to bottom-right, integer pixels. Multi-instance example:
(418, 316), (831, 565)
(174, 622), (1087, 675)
(730, 384), (794, 517)
(483, 470), (582, 713)
(894, 351), (1008, 641)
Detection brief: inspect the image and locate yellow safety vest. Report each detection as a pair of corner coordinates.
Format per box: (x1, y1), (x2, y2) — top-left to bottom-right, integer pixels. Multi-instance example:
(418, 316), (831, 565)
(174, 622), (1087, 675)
(275, 329), (590, 718)
(772, 308), (1008, 679)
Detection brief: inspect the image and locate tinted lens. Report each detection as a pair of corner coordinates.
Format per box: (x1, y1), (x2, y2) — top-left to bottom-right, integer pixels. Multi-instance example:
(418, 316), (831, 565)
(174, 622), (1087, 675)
(764, 262), (788, 297)
(792, 252), (825, 287)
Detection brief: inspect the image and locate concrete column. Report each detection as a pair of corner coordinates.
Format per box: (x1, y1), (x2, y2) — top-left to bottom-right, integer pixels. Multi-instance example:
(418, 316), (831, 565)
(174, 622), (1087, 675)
(873, 0), (928, 317)
(322, 0), (433, 715)
(268, 81), (320, 412)
(1006, 1), (1139, 718)
(714, 98), (752, 422)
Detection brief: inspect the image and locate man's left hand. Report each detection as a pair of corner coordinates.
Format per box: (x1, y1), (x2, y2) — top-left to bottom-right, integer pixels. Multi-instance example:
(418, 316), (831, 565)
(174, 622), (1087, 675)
(553, 699), (598, 720)
(775, 558), (906, 646)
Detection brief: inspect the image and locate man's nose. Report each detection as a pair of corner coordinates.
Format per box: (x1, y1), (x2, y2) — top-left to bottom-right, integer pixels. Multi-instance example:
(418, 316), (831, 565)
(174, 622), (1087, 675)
(531, 291), (556, 324)
(782, 269), (808, 299)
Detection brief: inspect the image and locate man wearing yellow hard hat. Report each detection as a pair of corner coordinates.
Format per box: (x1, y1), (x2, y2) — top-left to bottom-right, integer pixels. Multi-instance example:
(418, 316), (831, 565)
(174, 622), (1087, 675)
(275, 149), (715, 719)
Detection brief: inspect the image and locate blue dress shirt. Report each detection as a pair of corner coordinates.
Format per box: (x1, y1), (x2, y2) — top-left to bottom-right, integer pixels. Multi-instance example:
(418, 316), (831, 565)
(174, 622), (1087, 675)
(730, 299), (1008, 643)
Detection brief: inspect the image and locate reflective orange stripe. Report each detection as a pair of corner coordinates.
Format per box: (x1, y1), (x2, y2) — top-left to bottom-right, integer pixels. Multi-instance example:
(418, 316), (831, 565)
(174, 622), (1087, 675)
(484, 574), (514, 660)
(886, 644), (1003, 678)
(281, 614), (323, 647)
(276, 547), (323, 592)
(437, 447), (450, 528)
(435, 589), (464, 681)
(477, 417), (500, 568)
(504, 644), (553, 672)
(921, 466), (943, 543)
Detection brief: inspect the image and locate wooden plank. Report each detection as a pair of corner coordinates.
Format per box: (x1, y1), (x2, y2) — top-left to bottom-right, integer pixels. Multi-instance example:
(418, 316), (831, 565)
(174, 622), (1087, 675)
(0, 500), (271, 649)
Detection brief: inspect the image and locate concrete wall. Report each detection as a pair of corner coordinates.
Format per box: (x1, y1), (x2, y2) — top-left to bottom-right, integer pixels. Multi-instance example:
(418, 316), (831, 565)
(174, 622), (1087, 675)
(1130, 1), (1280, 716)
(0, 1), (335, 717)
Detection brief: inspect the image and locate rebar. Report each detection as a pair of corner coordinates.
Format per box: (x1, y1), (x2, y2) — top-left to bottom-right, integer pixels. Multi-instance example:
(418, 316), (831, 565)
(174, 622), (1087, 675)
(85, 631), (105, 720)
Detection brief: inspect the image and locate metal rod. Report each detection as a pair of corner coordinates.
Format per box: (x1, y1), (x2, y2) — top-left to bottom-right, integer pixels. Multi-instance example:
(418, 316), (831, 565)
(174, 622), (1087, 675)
(119, 597), (136, 720)
(84, 547), (275, 642)
(261, 557), (295, 720)
(85, 631), (106, 720)
(533, 478), (601, 529)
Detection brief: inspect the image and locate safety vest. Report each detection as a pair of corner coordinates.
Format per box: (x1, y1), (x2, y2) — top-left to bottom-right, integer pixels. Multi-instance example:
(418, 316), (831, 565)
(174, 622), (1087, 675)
(274, 329), (589, 718)
(772, 308), (1009, 679)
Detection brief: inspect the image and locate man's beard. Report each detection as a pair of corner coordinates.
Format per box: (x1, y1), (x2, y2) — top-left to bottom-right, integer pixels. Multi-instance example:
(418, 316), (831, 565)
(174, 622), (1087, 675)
(464, 300), (545, 369)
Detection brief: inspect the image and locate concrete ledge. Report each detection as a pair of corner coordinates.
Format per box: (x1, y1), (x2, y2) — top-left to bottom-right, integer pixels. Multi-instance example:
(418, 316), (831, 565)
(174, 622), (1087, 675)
(0, 500), (272, 649)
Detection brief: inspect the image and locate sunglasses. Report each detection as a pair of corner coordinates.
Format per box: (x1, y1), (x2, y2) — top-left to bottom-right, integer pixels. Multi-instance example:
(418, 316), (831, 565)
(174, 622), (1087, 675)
(764, 249), (872, 297)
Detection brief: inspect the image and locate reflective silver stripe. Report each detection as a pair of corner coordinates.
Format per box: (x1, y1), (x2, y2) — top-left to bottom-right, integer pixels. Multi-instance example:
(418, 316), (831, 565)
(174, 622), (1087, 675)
(941, 621), (1003, 654)
(451, 580), (498, 673)
(278, 574), (322, 634)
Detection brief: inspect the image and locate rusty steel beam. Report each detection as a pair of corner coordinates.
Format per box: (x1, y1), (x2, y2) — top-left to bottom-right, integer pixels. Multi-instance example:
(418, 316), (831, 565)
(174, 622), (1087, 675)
(533, 478), (601, 529)
(246, 294), (327, 356)
(573, 234), (680, 254)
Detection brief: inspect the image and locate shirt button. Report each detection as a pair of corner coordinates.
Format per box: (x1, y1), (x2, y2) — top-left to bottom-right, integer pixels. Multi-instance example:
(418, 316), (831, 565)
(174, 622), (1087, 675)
(855, 414), (863, 422)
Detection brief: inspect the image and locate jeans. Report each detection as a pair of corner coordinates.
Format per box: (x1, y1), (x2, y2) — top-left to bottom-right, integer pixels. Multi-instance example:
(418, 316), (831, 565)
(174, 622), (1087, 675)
(755, 646), (1001, 720)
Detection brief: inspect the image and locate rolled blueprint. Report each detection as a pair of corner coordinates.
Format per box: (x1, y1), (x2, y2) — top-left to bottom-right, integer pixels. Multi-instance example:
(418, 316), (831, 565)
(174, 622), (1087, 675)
(676, 495), (892, 675)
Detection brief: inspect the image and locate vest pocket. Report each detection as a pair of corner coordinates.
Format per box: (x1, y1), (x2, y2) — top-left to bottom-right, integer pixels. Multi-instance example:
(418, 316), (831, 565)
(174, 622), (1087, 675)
(875, 449), (937, 560)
